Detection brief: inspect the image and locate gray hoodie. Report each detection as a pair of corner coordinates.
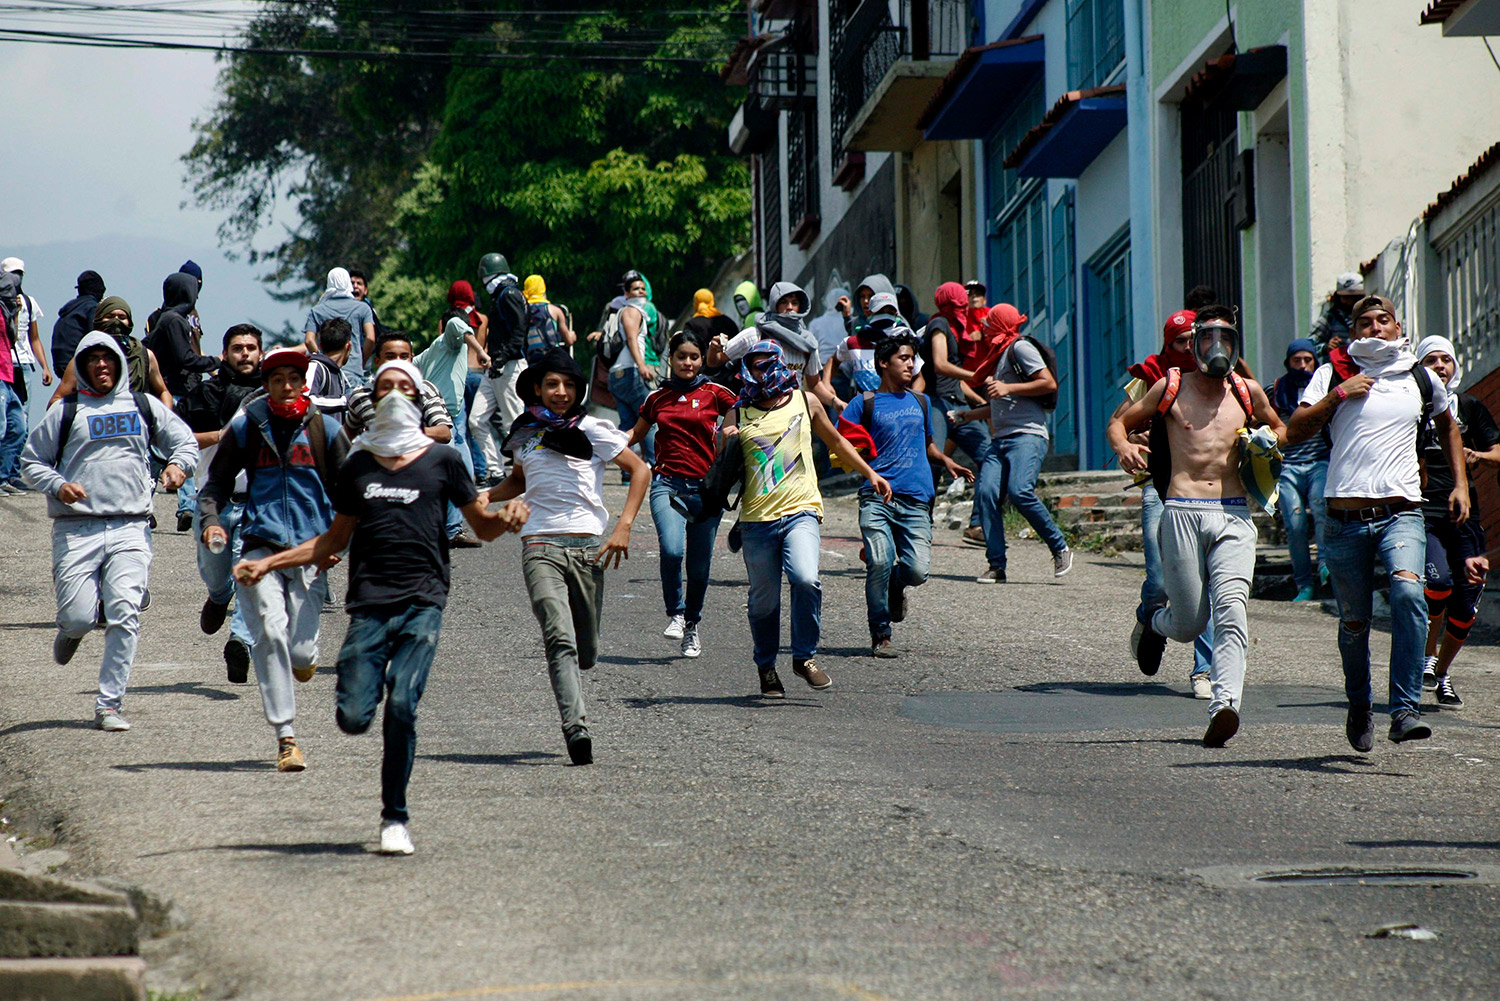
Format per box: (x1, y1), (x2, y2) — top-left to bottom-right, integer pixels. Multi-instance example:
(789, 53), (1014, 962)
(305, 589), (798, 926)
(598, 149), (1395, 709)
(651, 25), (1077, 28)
(20, 331), (199, 520)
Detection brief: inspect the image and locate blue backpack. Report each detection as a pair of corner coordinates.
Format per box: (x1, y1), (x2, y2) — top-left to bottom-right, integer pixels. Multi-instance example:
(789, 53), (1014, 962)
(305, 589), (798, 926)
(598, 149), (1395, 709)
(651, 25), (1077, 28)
(524, 302), (563, 362)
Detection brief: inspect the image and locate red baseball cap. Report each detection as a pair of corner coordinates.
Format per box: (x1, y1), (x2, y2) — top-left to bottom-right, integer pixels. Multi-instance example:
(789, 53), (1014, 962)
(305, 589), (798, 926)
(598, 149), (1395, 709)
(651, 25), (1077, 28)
(1163, 310), (1196, 339)
(261, 348), (310, 381)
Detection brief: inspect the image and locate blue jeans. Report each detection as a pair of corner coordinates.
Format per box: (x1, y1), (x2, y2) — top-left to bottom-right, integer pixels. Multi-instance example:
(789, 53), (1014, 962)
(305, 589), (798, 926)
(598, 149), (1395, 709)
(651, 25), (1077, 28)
(858, 494), (932, 637)
(446, 428), (474, 539)
(741, 511), (822, 669)
(649, 475), (721, 624)
(193, 501), (251, 646)
(464, 371), (486, 480)
(930, 396), (990, 465)
(1139, 483), (1213, 677)
(0, 380), (25, 483)
(1278, 458), (1328, 589)
(176, 474), (197, 516)
(1321, 509), (1427, 716)
(976, 432), (1067, 570)
(608, 368), (655, 466)
(335, 604), (444, 824)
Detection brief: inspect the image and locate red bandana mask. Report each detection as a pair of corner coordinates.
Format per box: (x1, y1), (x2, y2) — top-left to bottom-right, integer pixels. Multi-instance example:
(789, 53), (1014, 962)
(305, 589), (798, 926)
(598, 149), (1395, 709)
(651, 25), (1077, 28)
(267, 393), (310, 420)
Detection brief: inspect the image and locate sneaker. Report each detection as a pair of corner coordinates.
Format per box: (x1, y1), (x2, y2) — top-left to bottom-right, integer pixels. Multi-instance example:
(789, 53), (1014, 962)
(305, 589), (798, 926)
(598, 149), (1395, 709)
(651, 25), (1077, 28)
(277, 737), (306, 772)
(53, 630), (81, 666)
(1131, 617), (1166, 677)
(961, 525), (985, 547)
(1422, 656), (1439, 690)
(1293, 585), (1316, 602)
(378, 820), (414, 855)
(1346, 703), (1375, 753)
(141, 588), (151, 612)
(6, 479), (32, 492)
(0, 482), (18, 495)
(200, 597), (229, 635)
(974, 568), (1006, 584)
(449, 532), (482, 549)
(1053, 548), (1073, 578)
(224, 638), (250, 684)
(292, 662), (317, 684)
(663, 614), (686, 639)
(681, 625), (701, 659)
(95, 708), (130, 732)
(1203, 706), (1240, 748)
(1435, 675), (1464, 708)
(176, 510), (193, 533)
(1388, 709), (1432, 743)
(758, 667), (786, 699)
(888, 579), (906, 623)
(1191, 674), (1213, 700)
(872, 636), (897, 659)
(566, 733), (593, 766)
(792, 657), (832, 690)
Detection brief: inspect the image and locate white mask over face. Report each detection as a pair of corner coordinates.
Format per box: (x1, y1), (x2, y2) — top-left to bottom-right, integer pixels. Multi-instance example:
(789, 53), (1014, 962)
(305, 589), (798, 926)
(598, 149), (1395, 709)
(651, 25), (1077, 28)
(1347, 334), (1416, 379)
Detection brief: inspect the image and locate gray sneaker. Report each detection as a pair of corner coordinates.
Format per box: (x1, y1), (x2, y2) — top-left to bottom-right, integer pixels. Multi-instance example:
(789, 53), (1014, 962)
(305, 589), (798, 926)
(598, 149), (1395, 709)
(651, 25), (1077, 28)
(1053, 548), (1074, 578)
(95, 708), (130, 732)
(53, 631), (81, 666)
(0, 482), (19, 496)
(681, 624), (701, 659)
(974, 568), (1006, 584)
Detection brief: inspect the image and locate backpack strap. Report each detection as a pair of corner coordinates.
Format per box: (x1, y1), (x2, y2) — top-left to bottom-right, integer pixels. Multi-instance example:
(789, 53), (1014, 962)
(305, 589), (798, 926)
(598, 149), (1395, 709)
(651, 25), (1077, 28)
(1155, 369), (1182, 416)
(1410, 363), (1435, 422)
(860, 390), (876, 437)
(305, 410), (334, 497)
(1228, 372), (1254, 420)
(132, 392), (158, 442)
(53, 393), (80, 464)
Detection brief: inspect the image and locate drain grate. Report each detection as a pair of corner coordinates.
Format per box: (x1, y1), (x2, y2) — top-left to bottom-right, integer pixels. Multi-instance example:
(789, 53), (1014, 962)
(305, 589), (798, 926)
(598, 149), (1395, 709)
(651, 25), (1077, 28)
(1251, 867), (1478, 886)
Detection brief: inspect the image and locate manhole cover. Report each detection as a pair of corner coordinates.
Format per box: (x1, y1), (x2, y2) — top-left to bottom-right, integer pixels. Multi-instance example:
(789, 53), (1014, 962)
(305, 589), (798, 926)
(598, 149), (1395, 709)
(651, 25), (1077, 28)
(1251, 868), (1478, 886)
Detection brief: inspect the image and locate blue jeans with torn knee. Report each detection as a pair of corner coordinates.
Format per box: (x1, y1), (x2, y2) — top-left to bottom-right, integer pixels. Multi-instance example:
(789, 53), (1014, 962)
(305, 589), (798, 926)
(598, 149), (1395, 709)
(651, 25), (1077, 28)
(1278, 458), (1328, 589)
(1321, 509), (1427, 717)
(335, 604), (444, 823)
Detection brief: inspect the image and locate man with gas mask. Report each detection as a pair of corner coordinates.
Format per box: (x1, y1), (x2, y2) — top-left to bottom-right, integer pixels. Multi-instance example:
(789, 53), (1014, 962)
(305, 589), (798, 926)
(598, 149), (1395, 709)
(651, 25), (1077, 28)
(1109, 305), (1285, 747)
(1286, 295), (1468, 750)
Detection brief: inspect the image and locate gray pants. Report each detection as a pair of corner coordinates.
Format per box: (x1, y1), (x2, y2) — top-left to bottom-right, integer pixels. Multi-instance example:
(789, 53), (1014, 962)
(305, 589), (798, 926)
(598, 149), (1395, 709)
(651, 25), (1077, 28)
(237, 546), (325, 739)
(52, 516), (152, 713)
(521, 536), (603, 741)
(1149, 499), (1256, 717)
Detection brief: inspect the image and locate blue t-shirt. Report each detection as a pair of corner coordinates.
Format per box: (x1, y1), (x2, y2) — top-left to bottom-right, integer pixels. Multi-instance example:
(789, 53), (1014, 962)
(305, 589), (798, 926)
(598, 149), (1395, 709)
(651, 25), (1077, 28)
(305, 297), (376, 383)
(841, 391), (934, 502)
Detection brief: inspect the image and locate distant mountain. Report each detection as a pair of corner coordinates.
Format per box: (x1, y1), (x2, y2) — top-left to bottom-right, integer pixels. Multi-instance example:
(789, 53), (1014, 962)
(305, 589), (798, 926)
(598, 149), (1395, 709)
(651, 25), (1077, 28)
(5, 234), (301, 350)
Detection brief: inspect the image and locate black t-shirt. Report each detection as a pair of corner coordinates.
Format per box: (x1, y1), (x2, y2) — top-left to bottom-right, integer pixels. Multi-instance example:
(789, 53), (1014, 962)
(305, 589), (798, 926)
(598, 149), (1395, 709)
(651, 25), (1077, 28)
(332, 446), (479, 611)
(1422, 394), (1500, 521)
(919, 316), (962, 403)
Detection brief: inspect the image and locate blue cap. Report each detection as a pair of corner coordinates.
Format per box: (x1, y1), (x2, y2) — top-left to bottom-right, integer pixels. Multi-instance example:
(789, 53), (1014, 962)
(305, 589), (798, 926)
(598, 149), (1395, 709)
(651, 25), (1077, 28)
(1285, 338), (1317, 362)
(179, 260), (203, 283)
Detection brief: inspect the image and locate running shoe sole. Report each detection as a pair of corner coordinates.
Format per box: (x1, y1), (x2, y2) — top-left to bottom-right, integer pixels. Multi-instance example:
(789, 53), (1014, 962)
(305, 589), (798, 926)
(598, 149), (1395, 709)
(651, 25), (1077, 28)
(1203, 707), (1239, 747)
(1131, 620), (1166, 676)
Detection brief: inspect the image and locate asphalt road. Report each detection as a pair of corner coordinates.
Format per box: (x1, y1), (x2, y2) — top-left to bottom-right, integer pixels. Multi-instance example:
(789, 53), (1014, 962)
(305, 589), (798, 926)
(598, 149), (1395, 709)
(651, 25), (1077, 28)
(2, 482), (1498, 1000)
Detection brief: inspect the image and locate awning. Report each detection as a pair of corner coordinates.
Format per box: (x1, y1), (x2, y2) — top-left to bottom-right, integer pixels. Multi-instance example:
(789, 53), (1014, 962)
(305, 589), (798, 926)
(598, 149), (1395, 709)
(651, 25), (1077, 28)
(916, 36), (1044, 141)
(1182, 45), (1287, 111)
(1004, 85), (1127, 178)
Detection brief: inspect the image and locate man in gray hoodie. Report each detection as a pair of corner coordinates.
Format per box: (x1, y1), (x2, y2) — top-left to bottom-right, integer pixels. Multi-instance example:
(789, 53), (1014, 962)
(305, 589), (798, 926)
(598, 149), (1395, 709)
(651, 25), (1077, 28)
(21, 332), (199, 731)
(710, 282), (840, 410)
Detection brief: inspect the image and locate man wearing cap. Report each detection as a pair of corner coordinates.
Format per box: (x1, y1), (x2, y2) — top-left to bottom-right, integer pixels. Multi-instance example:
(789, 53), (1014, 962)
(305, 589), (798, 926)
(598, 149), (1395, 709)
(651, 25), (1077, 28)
(0, 258), (54, 494)
(199, 348), (350, 772)
(1309, 272), (1364, 361)
(1286, 295), (1467, 749)
(51, 271), (105, 374)
(20, 332), (199, 731)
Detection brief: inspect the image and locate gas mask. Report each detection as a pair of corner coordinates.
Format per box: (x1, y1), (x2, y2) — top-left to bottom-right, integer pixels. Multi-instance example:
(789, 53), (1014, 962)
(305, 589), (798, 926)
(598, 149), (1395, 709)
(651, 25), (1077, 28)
(1192, 322), (1240, 379)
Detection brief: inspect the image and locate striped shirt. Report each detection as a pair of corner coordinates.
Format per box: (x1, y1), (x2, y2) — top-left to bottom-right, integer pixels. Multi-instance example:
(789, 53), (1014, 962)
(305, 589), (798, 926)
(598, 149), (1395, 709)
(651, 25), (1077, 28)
(343, 379), (453, 439)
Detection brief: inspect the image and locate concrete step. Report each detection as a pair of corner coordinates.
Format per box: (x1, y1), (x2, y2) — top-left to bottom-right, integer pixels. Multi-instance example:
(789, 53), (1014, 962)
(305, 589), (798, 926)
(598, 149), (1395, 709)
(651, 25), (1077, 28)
(0, 901), (138, 959)
(1036, 469), (1134, 489)
(0, 956), (145, 1001)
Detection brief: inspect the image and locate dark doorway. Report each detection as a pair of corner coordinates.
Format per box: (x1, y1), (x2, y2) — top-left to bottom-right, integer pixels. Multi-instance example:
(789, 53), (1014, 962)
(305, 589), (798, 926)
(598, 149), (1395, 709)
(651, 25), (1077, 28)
(1180, 103), (1241, 311)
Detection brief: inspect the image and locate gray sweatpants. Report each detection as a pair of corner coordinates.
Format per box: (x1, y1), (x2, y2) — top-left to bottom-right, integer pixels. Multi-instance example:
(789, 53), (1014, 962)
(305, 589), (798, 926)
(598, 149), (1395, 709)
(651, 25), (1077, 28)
(1149, 499), (1256, 717)
(237, 546), (325, 739)
(52, 516), (152, 713)
(521, 535), (603, 741)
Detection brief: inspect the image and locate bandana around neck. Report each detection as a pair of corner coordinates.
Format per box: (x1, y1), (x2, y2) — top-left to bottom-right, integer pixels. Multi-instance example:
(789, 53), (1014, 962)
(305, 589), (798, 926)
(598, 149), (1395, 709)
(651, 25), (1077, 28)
(502, 403), (592, 461)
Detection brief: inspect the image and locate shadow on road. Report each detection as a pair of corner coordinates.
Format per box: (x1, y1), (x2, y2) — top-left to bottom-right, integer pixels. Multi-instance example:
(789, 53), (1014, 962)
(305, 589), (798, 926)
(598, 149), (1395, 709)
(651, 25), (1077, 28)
(418, 752), (560, 766)
(140, 841), (369, 858)
(1057, 737), (1205, 747)
(0, 621), (57, 630)
(0, 719), (95, 736)
(599, 654), (680, 666)
(621, 695), (816, 709)
(1347, 839), (1500, 850)
(78, 682), (239, 702)
(113, 759), (270, 773)
(1016, 681), (1187, 698)
(1172, 754), (1411, 777)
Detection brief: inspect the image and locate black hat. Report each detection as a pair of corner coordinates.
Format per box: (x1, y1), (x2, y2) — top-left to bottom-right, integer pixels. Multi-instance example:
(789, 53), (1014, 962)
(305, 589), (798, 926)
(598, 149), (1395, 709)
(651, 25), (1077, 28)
(516, 348), (587, 407)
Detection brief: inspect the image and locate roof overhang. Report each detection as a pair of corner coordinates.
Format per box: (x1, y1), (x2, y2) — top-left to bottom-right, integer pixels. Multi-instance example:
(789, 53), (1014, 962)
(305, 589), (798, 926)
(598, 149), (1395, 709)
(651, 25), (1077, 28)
(1421, 0), (1500, 34)
(1181, 45), (1287, 111)
(1005, 86), (1127, 178)
(916, 36), (1045, 141)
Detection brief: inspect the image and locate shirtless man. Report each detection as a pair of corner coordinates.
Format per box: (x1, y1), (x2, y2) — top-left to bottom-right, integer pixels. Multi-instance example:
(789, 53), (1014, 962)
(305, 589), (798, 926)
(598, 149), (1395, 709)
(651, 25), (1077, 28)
(1108, 305), (1285, 747)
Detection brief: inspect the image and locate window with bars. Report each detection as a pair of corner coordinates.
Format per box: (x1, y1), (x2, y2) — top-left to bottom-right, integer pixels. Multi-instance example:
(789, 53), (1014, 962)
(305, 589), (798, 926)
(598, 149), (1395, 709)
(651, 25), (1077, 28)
(985, 78), (1048, 321)
(1437, 195), (1500, 385)
(1066, 0), (1125, 91)
(757, 135), (783, 287)
(787, 104), (820, 245)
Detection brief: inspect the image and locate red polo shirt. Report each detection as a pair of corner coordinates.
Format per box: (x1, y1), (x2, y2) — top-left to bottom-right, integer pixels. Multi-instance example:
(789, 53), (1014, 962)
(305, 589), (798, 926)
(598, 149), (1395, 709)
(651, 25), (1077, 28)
(640, 382), (737, 479)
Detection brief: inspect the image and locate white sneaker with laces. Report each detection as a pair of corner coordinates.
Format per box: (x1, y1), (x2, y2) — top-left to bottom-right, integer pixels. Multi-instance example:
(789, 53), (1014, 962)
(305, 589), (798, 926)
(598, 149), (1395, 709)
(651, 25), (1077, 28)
(379, 820), (414, 855)
(1422, 656), (1439, 690)
(1191, 675), (1213, 701)
(1053, 548), (1074, 578)
(663, 614), (686, 639)
(95, 708), (131, 731)
(681, 624), (701, 659)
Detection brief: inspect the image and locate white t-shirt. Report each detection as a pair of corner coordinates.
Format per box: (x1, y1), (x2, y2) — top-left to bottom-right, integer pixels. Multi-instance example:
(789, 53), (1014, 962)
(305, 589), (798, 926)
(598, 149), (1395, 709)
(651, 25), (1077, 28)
(833, 335), (923, 393)
(1301, 363), (1448, 502)
(516, 415), (630, 536)
(12, 295), (42, 365)
(722, 328), (820, 387)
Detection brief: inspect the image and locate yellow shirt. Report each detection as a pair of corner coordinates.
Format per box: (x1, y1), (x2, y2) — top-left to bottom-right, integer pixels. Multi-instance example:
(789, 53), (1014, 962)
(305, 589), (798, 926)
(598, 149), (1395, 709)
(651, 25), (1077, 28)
(738, 391), (823, 523)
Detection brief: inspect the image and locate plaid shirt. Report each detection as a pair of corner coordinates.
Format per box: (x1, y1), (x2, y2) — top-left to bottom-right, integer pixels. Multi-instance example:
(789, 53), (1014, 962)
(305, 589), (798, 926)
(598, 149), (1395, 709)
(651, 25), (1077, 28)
(343, 379), (453, 439)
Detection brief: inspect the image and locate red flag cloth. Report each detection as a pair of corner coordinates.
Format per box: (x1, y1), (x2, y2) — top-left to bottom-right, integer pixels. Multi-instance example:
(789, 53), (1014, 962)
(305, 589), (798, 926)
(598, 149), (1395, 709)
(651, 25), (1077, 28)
(831, 417), (878, 473)
(965, 304), (1028, 388)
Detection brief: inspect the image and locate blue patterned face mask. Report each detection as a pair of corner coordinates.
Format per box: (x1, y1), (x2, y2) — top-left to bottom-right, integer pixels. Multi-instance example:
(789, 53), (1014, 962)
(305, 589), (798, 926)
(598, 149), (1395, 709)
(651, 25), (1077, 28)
(737, 341), (799, 406)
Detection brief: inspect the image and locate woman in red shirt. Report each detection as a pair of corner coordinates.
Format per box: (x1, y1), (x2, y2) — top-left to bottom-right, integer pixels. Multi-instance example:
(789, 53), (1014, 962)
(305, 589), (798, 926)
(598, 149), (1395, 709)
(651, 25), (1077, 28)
(629, 331), (737, 657)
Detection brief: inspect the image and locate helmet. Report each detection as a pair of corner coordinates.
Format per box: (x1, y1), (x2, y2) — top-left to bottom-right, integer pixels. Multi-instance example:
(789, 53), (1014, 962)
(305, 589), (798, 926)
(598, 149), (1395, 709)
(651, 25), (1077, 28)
(477, 252), (510, 284)
(1192, 320), (1241, 380)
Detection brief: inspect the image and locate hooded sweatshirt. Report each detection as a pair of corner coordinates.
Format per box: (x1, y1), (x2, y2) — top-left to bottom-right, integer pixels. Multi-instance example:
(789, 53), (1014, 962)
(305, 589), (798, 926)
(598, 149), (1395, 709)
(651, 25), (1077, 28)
(51, 286), (103, 373)
(849, 274), (897, 334)
(723, 282), (821, 385)
(810, 285), (851, 362)
(144, 272), (218, 396)
(20, 331), (199, 519)
(732, 280), (765, 327)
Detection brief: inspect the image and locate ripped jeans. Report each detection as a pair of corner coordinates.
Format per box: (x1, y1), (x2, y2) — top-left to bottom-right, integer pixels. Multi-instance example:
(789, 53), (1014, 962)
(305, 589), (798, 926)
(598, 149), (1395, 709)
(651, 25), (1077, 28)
(1321, 509), (1427, 717)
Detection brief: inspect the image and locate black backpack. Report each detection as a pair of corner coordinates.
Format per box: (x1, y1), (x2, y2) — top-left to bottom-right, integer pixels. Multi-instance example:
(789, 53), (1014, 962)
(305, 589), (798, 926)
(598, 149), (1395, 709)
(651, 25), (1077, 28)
(524, 302), (564, 362)
(694, 406), (744, 523)
(1006, 335), (1059, 411)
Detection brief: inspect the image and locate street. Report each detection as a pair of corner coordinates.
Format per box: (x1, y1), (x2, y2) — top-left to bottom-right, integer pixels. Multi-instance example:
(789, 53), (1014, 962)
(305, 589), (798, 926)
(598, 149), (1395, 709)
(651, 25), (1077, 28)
(2, 484), (1498, 1001)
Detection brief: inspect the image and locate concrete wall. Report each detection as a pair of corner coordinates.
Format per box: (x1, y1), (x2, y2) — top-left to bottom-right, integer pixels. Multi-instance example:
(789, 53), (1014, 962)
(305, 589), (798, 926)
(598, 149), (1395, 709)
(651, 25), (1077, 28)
(897, 141), (977, 303)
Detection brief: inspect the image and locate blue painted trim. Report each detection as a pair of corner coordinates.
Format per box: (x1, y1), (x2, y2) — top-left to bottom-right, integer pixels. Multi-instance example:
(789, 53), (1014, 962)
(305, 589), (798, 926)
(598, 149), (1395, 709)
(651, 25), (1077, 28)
(1000, 0), (1049, 42)
(1014, 95), (1128, 179)
(922, 39), (1046, 141)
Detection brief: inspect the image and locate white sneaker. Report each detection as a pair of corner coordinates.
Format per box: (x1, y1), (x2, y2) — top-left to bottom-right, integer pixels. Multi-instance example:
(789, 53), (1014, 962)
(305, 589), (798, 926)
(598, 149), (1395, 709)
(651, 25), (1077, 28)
(1053, 548), (1074, 578)
(95, 708), (131, 731)
(1422, 656), (1440, 690)
(681, 624), (701, 659)
(1191, 675), (1213, 701)
(378, 820), (414, 855)
(662, 614), (686, 639)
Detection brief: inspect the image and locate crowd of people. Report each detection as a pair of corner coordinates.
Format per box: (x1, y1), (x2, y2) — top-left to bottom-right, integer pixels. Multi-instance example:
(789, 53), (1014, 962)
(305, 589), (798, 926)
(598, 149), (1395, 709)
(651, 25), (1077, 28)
(1, 252), (1488, 855)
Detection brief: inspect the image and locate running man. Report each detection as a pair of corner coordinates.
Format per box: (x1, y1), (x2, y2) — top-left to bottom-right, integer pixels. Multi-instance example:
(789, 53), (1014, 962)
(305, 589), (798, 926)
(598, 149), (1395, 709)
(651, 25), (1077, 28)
(1109, 306), (1284, 747)
(20, 332), (199, 730)
(235, 359), (529, 855)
